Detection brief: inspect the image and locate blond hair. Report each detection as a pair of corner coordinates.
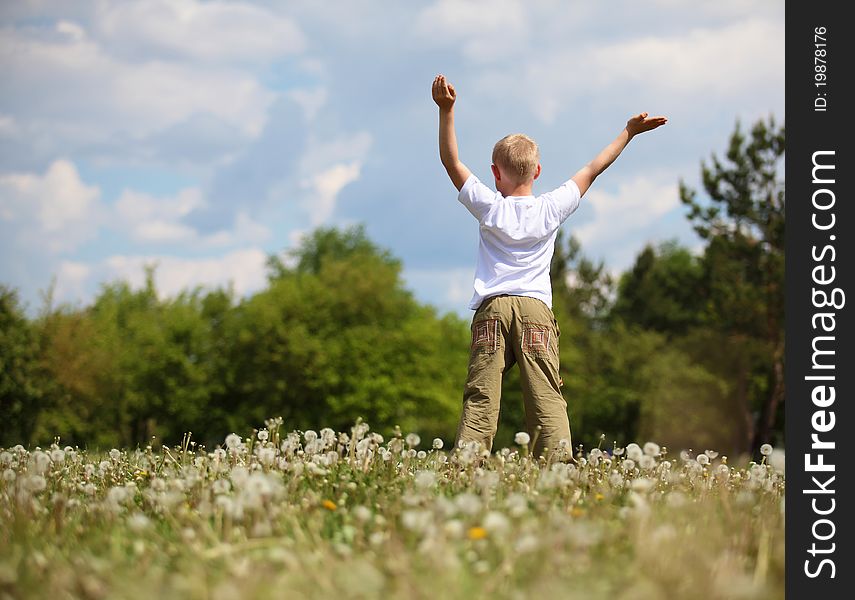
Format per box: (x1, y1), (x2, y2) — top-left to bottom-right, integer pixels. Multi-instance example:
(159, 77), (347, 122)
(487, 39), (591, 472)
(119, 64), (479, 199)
(492, 133), (540, 183)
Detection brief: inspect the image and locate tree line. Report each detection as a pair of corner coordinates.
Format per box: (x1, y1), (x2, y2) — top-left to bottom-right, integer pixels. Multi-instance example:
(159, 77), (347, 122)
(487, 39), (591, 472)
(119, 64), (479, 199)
(0, 118), (784, 456)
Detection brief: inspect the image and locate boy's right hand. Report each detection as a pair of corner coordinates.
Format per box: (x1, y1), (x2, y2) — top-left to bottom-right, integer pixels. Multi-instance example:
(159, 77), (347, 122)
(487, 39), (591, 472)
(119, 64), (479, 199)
(432, 74), (456, 111)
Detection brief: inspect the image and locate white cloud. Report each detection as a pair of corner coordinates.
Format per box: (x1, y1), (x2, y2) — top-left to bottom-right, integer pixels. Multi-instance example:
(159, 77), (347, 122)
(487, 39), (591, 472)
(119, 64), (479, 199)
(479, 18), (783, 123)
(102, 248), (269, 299)
(416, 0), (529, 62)
(54, 260), (91, 302)
(0, 114), (15, 135)
(304, 162), (362, 226)
(95, 0), (305, 63)
(0, 21), (276, 150)
(290, 131), (372, 226)
(114, 187), (203, 243)
(573, 175), (680, 248)
(0, 159), (103, 253)
(113, 187), (271, 246)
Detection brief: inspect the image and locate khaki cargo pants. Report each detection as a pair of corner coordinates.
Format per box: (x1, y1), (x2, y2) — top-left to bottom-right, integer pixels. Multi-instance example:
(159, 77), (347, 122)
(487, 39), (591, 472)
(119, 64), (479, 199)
(454, 294), (572, 457)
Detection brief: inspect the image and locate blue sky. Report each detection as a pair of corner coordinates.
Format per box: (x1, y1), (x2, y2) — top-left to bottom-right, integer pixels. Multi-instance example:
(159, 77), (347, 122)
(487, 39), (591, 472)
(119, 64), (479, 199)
(0, 0), (784, 318)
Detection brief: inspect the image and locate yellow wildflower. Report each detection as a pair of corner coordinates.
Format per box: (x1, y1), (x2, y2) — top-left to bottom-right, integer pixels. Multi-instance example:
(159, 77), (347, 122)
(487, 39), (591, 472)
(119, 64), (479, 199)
(467, 526), (487, 540)
(322, 500), (337, 511)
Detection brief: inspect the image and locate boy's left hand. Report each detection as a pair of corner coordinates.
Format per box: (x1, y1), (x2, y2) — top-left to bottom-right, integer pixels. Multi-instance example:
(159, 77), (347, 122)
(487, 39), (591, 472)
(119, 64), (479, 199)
(432, 74), (457, 111)
(626, 112), (668, 137)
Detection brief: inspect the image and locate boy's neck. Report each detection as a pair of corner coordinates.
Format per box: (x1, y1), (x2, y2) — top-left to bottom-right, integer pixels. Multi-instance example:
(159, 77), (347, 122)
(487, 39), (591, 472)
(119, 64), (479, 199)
(500, 182), (534, 197)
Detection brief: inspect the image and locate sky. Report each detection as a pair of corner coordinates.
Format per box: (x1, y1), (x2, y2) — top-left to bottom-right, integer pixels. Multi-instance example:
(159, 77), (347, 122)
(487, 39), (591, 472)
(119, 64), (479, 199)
(0, 0), (784, 318)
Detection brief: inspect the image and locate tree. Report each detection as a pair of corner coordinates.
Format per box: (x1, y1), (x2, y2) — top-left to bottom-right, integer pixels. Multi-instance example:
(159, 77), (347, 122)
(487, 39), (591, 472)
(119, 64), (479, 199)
(611, 241), (705, 335)
(679, 117), (785, 452)
(0, 286), (44, 446)
(222, 225), (469, 443)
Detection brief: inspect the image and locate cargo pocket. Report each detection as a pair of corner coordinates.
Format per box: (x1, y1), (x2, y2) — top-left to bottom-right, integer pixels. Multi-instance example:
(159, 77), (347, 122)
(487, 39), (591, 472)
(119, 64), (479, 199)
(471, 315), (500, 355)
(521, 319), (552, 358)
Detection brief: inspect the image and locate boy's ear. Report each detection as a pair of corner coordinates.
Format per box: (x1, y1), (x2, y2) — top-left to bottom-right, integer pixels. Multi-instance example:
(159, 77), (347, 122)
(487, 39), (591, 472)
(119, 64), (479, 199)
(490, 164), (501, 181)
(533, 164), (542, 180)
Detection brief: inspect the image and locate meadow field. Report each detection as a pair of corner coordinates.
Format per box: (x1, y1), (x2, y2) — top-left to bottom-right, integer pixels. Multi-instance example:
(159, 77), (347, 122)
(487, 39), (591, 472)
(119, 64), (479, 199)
(0, 418), (785, 600)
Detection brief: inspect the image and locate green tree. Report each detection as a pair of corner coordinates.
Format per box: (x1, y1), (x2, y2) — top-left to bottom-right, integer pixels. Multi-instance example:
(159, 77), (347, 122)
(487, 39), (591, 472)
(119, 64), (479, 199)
(611, 241), (705, 335)
(0, 286), (44, 446)
(679, 117), (785, 452)
(221, 225), (469, 443)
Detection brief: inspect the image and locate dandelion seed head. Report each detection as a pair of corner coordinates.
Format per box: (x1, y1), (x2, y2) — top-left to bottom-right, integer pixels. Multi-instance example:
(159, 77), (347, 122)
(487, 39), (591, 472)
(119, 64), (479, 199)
(443, 519), (464, 539)
(514, 432), (530, 446)
(514, 534), (538, 554)
(414, 470), (437, 490)
(225, 434), (241, 450)
(643, 442), (660, 457)
(401, 509), (432, 533)
(353, 505), (372, 522)
(26, 474), (47, 493)
(320, 428), (336, 444)
(768, 449), (785, 474)
(626, 443), (643, 462)
(483, 511), (510, 535)
(128, 512), (150, 532)
(109, 449), (121, 461)
(760, 444), (773, 456)
(631, 477), (654, 492)
(432, 438), (444, 450)
(639, 455), (656, 470)
(257, 429), (269, 442)
(455, 492), (481, 516)
(29, 451), (50, 474)
(697, 454), (710, 466)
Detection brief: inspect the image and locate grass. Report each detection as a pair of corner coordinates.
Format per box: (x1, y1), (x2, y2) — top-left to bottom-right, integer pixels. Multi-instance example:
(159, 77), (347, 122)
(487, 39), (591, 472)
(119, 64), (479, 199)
(0, 418), (785, 599)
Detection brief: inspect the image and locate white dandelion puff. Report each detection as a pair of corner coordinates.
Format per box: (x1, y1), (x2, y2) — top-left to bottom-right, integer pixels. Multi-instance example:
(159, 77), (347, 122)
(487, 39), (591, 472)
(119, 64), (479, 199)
(626, 443), (643, 462)
(128, 513), (150, 532)
(414, 470), (437, 490)
(514, 432), (530, 446)
(483, 511), (510, 535)
(639, 455), (656, 470)
(643, 442), (660, 457)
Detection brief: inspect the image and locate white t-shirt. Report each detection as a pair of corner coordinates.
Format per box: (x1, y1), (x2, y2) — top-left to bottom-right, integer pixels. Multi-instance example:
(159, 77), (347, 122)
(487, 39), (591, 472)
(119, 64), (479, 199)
(458, 174), (582, 310)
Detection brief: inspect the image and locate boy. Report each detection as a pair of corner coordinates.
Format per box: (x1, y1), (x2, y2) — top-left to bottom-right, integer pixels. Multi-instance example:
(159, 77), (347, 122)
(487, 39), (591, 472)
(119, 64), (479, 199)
(431, 74), (667, 458)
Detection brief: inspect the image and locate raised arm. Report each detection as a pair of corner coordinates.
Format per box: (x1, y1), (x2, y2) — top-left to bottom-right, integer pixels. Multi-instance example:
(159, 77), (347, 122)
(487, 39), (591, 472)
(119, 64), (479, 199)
(432, 74), (472, 191)
(571, 112), (668, 197)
